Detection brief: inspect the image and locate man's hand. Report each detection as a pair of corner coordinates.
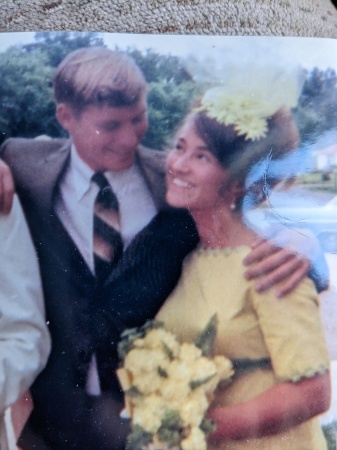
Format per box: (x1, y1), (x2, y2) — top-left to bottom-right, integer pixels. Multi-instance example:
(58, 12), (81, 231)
(0, 159), (15, 214)
(243, 236), (310, 298)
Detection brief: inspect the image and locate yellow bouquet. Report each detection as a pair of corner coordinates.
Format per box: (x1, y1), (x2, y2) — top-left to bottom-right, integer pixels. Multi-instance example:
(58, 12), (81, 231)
(117, 315), (234, 450)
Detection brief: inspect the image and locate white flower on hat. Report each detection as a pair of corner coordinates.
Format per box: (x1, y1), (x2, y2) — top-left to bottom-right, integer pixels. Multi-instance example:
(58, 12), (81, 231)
(188, 57), (304, 141)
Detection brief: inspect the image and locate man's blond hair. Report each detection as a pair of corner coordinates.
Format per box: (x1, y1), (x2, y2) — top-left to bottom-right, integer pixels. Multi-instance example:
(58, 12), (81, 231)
(53, 47), (147, 112)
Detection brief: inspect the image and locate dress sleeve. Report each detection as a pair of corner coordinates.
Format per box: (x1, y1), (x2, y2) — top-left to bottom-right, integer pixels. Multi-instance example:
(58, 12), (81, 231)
(250, 278), (330, 382)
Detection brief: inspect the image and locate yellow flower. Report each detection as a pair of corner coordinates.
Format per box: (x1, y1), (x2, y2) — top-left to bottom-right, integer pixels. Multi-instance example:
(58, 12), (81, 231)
(160, 377), (191, 402)
(133, 369), (163, 395)
(191, 357), (217, 381)
(213, 355), (234, 380)
(132, 395), (165, 433)
(124, 348), (170, 376)
(181, 426), (207, 450)
(143, 328), (180, 356)
(179, 343), (202, 362)
(179, 389), (208, 427)
(167, 359), (195, 383)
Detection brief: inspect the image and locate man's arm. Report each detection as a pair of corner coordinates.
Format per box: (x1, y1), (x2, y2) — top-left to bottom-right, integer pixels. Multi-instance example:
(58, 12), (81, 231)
(0, 196), (51, 412)
(244, 228), (329, 297)
(0, 154), (320, 296)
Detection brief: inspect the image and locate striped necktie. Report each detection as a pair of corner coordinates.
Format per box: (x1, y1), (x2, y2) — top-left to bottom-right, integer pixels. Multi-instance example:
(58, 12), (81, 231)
(92, 172), (123, 282)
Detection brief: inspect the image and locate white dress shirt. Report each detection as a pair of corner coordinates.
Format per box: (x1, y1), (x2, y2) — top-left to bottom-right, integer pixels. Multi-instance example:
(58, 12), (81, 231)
(55, 145), (158, 273)
(54, 144), (158, 395)
(0, 197), (51, 450)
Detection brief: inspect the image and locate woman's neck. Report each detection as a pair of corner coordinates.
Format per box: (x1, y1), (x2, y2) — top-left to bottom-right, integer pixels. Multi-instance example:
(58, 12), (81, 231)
(191, 206), (255, 249)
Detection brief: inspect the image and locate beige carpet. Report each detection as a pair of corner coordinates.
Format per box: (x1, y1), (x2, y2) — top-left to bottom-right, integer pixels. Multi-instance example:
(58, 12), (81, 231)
(1, 0), (337, 37)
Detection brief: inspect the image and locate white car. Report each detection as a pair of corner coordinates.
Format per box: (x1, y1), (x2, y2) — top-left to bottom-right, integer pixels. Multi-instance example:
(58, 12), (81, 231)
(262, 195), (337, 253)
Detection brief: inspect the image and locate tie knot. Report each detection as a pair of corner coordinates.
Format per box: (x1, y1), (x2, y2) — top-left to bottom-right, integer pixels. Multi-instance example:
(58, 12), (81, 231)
(92, 172), (110, 190)
(92, 172), (119, 210)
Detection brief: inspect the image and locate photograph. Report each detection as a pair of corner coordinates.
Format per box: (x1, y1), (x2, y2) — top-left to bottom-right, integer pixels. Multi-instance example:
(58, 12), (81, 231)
(0, 31), (336, 450)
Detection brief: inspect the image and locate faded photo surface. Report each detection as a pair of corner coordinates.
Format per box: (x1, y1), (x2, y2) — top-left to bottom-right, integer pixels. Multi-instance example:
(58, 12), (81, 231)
(0, 32), (336, 450)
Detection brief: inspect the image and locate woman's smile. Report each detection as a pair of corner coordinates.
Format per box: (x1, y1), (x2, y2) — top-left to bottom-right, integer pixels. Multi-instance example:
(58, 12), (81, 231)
(166, 123), (229, 212)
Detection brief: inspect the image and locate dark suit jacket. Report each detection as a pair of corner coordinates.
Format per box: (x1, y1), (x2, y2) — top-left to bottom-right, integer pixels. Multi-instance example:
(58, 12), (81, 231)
(0, 138), (198, 450)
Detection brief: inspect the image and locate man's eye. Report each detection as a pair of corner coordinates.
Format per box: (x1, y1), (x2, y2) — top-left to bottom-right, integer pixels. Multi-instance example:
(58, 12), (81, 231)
(132, 114), (145, 125)
(102, 123), (119, 131)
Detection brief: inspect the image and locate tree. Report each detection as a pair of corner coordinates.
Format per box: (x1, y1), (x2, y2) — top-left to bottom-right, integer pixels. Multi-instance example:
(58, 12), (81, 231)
(0, 48), (61, 143)
(294, 67), (337, 143)
(143, 81), (198, 150)
(0, 33), (105, 144)
(23, 32), (105, 67)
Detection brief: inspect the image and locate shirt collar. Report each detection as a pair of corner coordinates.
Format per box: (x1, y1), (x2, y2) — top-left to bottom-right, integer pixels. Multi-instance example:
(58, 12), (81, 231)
(69, 143), (95, 201)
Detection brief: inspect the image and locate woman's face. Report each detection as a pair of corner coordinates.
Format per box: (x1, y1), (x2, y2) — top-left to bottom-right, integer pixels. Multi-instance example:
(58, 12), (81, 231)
(166, 122), (229, 212)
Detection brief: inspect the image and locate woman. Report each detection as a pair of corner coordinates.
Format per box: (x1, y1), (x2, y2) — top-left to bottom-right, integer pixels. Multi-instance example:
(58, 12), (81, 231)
(156, 79), (331, 449)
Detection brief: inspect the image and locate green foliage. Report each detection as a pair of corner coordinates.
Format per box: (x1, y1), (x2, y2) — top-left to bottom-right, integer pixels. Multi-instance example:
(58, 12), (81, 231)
(0, 32), (104, 144)
(200, 417), (216, 436)
(190, 373), (216, 390)
(157, 410), (183, 447)
(118, 319), (164, 361)
(24, 32), (104, 67)
(157, 366), (168, 378)
(322, 421), (337, 450)
(125, 386), (142, 398)
(126, 425), (152, 450)
(194, 314), (218, 357)
(0, 47), (61, 143)
(294, 67), (337, 143)
(125, 48), (191, 85)
(143, 81), (199, 150)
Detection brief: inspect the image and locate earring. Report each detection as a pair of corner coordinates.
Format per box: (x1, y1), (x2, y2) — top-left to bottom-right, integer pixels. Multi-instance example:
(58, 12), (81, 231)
(230, 200), (236, 210)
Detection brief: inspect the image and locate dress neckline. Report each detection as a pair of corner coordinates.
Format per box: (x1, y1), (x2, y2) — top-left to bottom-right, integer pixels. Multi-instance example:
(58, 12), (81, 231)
(196, 244), (252, 256)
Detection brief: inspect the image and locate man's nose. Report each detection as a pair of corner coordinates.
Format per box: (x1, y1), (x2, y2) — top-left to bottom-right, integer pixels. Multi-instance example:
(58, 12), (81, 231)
(118, 126), (140, 150)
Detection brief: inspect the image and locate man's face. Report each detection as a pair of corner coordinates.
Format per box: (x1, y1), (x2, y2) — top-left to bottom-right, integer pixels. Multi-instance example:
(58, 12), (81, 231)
(56, 96), (148, 172)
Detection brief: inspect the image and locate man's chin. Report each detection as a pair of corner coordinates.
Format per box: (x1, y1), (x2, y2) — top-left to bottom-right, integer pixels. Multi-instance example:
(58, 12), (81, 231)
(105, 157), (135, 172)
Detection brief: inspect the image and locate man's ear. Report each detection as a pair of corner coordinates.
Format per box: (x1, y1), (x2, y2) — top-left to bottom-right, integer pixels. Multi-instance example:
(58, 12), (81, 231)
(55, 103), (75, 132)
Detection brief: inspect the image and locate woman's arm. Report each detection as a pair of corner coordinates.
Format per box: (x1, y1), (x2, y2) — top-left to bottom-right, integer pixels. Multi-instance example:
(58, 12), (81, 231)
(208, 371), (330, 443)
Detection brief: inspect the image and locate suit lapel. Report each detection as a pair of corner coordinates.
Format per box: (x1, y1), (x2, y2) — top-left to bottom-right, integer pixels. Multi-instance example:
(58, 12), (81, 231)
(136, 146), (167, 210)
(32, 140), (71, 218)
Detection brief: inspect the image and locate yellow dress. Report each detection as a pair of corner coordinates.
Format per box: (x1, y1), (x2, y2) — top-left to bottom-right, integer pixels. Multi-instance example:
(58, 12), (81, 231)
(156, 246), (330, 450)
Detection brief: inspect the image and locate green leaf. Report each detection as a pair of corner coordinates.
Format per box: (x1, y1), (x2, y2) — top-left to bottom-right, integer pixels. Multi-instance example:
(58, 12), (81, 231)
(160, 409), (182, 429)
(126, 425), (152, 450)
(157, 410), (183, 447)
(200, 417), (216, 436)
(117, 339), (135, 361)
(161, 341), (174, 360)
(142, 319), (165, 332)
(118, 320), (164, 361)
(157, 429), (181, 446)
(158, 366), (168, 378)
(125, 386), (142, 398)
(190, 373), (216, 390)
(194, 314), (218, 356)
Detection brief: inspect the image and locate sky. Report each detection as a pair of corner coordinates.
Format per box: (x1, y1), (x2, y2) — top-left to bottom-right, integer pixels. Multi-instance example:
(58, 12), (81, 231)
(0, 32), (337, 73)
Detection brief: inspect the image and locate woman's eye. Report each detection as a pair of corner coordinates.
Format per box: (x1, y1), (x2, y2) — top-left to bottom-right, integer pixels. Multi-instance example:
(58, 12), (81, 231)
(175, 144), (184, 151)
(196, 153), (210, 162)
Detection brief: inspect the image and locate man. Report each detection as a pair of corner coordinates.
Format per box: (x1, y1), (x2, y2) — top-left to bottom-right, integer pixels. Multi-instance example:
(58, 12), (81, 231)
(0, 196), (50, 450)
(0, 47), (316, 449)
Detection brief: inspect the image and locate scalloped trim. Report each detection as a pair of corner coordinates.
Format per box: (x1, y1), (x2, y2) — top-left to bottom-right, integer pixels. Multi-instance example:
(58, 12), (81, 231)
(196, 245), (251, 256)
(278, 364), (330, 383)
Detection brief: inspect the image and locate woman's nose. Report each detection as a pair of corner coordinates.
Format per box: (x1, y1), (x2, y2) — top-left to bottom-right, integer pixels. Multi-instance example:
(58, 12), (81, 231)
(172, 153), (190, 172)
